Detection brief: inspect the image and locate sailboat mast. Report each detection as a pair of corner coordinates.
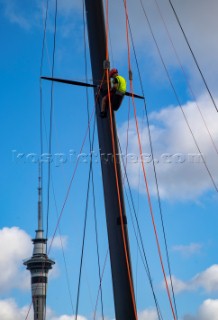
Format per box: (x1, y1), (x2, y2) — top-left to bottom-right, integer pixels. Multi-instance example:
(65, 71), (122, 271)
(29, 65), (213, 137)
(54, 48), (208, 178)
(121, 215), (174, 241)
(85, 1), (137, 319)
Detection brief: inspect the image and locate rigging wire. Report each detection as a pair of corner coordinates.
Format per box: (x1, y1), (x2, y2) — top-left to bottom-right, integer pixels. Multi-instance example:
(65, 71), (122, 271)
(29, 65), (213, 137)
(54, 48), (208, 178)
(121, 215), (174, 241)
(74, 85), (101, 320)
(39, 103), (76, 316)
(40, 20), (76, 320)
(41, 3), (105, 313)
(25, 1), (51, 319)
(168, 0), (218, 113)
(93, 250), (109, 320)
(107, 4), (114, 68)
(135, 165), (140, 307)
(139, 0), (218, 194)
(118, 139), (163, 320)
(82, 1), (105, 318)
(106, 55), (139, 320)
(124, 97), (131, 172)
(124, 188), (163, 320)
(154, 0), (218, 156)
(51, 180), (75, 314)
(37, 66), (106, 320)
(120, 0), (133, 181)
(90, 118), (105, 319)
(107, 44), (162, 318)
(41, 13), (106, 319)
(124, 0), (180, 317)
(75, 155), (92, 320)
(123, 1), (177, 319)
(46, 0), (58, 248)
(133, 80), (177, 320)
(43, 6), (107, 256)
(26, 3), (107, 320)
(47, 86), (102, 254)
(40, 0), (49, 159)
(136, 1), (179, 317)
(92, 153), (105, 319)
(40, 2), (76, 314)
(105, 1), (138, 318)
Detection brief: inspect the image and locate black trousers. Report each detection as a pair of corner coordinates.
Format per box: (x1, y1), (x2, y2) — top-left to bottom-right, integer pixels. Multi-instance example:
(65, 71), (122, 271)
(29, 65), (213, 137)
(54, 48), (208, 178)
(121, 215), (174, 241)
(109, 91), (124, 111)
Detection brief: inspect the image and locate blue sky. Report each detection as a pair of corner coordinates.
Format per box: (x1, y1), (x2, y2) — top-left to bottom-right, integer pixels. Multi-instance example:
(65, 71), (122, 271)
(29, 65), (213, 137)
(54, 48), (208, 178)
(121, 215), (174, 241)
(0, 0), (218, 319)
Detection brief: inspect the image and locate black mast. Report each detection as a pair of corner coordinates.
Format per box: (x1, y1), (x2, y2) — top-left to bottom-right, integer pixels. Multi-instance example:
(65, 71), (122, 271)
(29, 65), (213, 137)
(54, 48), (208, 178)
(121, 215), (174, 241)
(84, 1), (137, 319)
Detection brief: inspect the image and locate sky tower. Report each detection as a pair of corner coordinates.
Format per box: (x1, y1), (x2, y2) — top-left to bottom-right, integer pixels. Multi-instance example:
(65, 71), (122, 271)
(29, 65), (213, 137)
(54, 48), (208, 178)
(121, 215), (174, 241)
(24, 171), (54, 320)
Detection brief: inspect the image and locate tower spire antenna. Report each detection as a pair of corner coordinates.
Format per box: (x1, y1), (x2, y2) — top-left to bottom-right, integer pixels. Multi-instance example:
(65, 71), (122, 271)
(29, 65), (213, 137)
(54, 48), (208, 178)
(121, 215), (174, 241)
(24, 163), (55, 320)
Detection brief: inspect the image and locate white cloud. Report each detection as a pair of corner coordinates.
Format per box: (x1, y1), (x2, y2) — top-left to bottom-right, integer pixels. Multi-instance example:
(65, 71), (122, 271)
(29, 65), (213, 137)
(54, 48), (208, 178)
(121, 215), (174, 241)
(0, 227), (62, 294)
(0, 227), (32, 293)
(166, 0), (218, 95)
(183, 299), (218, 320)
(166, 264), (218, 294)
(193, 265), (218, 293)
(0, 299), (33, 320)
(0, 298), (87, 320)
(1, 0), (37, 30)
(3, 299), (216, 320)
(172, 243), (203, 257)
(48, 235), (68, 250)
(107, 0), (218, 94)
(167, 275), (189, 294)
(138, 308), (158, 320)
(0, 299), (88, 320)
(50, 316), (87, 320)
(0, 300), (159, 320)
(118, 95), (218, 200)
(1, 0), (82, 31)
(197, 299), (218, 320)
(57, 0), (82, 15)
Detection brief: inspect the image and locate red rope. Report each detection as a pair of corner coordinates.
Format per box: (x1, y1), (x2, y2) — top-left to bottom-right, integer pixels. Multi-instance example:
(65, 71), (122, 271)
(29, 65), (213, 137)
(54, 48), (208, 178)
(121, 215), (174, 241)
(105, 2), (138, 318)
(123, 1), (177, 319)
(106, 69), (138, 319)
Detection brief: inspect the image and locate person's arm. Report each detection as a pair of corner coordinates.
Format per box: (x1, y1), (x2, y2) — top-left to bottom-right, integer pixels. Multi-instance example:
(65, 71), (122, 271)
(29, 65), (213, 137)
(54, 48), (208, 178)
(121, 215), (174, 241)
(112, 77), (119, 90)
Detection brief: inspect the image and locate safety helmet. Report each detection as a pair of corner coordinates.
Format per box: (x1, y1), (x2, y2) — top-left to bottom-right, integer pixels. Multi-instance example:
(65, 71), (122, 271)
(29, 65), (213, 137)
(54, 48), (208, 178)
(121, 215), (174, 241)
(109, 68), (118, 77)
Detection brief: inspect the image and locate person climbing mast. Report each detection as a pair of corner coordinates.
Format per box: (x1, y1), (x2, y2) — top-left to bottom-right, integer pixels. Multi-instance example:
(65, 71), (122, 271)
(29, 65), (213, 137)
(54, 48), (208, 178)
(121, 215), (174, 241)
(100, 68), (127, 117)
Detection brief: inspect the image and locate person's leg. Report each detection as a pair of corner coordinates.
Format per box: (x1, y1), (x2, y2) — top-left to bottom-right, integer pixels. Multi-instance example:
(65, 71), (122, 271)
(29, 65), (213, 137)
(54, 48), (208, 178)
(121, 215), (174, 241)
(100, 95), (108, 117)
(111, 94), (123, 111)
(101, 95), (107, 112)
